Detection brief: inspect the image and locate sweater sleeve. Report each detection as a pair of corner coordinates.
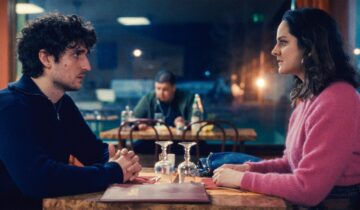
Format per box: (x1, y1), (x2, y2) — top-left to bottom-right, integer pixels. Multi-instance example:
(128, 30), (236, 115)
(247, 151), (291, 173)
(246, 105), (297, 174)
(0, 105), (123, 199)
(240, 85), (359, 206)
(63, 96), (110, 165)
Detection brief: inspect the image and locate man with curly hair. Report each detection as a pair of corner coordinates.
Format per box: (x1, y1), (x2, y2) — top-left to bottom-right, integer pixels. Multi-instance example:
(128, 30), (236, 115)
(0, 13), (142, 209)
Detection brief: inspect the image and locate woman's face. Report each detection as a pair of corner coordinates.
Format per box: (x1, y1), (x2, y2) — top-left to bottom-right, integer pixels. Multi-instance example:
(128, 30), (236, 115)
(271, 21), (304, 81)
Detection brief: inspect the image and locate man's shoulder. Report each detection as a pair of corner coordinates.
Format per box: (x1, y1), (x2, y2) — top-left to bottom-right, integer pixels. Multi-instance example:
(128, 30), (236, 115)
(62, 93), (76, 104)
(142, 91), (156, 101)
(0, 87), (24, 111)
(135, 91), (155, 108)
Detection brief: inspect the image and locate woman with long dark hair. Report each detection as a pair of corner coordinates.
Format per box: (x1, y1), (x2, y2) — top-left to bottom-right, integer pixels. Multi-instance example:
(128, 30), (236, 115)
(213, 8), (360, 208)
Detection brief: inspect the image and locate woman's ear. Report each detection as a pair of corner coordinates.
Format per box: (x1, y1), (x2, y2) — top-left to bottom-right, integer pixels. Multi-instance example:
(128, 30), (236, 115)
(38, 49), (52, 68)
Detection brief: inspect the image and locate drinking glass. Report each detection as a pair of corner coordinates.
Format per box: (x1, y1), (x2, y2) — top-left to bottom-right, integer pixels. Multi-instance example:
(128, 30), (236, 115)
(154, 112), (164, 122)
(177, 142), (198, 183)
(154, 141), (173, 183)
(154, 112), (164, 132)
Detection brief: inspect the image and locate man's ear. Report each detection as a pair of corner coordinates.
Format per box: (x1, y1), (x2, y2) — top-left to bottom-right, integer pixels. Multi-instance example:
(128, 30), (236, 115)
(38, 49), (52, 68)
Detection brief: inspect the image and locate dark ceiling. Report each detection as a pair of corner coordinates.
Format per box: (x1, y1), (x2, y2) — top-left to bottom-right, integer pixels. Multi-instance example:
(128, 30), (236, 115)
(30, 0), (287, 25)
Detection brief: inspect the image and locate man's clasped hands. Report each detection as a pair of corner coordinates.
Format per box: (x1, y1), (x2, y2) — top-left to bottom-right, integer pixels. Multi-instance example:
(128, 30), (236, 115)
(108, 144), (142, 182)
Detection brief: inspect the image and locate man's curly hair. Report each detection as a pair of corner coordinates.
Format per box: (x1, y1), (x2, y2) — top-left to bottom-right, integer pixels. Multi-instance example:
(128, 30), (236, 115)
(17, 13), (96, 78)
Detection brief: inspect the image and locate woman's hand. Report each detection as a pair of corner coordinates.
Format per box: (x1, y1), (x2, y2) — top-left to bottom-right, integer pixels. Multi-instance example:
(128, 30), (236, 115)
(212, 167), (244, 188)
(219, 163), (251, 172)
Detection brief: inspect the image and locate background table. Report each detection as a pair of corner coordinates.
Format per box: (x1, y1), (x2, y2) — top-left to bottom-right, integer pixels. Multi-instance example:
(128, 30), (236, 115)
(101, 127), (256, 154)
(101, 127), (257, 155)
(100, 127), (257, 142)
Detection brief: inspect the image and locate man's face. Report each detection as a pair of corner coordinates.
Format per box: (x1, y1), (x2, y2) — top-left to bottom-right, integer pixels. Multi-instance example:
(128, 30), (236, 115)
(49, 45), (91, 91)
(155, 82), (176, 103)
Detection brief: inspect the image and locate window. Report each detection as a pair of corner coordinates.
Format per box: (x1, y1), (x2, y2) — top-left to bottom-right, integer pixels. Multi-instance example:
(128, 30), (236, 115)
(16, 0), (292, 146)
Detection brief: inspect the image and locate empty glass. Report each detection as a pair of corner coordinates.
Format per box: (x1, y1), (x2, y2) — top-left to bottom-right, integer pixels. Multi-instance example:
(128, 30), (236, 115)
(177, 142), (198, 183)
(154, 141), (173, 183)
(154, 112), (165, 132)
(154, 112), (164, 122)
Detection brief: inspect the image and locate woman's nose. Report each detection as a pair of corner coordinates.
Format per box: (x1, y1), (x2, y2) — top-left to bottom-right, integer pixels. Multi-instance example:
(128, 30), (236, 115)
(271, 45), (279, 56)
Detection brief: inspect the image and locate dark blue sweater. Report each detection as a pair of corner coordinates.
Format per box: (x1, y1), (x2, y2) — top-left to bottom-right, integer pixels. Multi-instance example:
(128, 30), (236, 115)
(0, 76), (123, 208)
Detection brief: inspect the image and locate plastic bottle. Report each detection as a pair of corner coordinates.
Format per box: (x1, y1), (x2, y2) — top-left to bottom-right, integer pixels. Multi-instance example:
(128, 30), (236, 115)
(121, 105), (131, 129)
(128, 110), (133, 121)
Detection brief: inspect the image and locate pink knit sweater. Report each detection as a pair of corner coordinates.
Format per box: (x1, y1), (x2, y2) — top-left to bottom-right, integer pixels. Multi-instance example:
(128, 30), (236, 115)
(241, 82), (360, 206)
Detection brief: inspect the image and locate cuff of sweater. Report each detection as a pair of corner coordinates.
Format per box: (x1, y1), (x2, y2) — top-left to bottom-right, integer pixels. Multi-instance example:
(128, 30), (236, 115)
(246, 161), (265, 172)
(240, 171), (253, 191)
(104, 162), (123, 184)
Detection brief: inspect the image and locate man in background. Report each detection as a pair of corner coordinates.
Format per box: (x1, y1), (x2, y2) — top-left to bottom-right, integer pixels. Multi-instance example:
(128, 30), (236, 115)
(134, 70), (195, 128)
(0, 13), (141, 209)
(132, 70), (197, 153)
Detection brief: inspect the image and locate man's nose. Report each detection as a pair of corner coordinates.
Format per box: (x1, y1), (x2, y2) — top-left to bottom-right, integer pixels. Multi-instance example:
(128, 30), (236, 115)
(81, 57), (91, 71)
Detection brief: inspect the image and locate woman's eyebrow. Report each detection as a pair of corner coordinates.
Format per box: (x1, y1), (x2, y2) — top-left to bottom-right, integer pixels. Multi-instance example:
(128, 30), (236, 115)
(277, 36), (287, 41)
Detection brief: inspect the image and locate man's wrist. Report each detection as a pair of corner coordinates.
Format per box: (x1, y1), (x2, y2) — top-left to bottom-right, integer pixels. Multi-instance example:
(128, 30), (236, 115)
(104, 161), (124, 183)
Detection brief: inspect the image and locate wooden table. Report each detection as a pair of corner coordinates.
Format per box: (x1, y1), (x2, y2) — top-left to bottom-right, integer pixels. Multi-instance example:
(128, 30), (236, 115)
(100, 127), (256, 152)
(43, 169), (288, 210)
(100, 127), (256, 142)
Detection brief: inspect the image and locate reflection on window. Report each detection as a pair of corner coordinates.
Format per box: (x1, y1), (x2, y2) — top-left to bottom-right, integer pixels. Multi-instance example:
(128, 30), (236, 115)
(16, 0), (293, 146)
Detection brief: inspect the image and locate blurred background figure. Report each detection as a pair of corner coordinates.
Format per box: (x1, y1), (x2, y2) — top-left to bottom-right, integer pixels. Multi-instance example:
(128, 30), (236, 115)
(132, 70), (203, 154)
(133, 70), (195, 128)
(230, 74), (245, 106)
(208, 77), (231, 105)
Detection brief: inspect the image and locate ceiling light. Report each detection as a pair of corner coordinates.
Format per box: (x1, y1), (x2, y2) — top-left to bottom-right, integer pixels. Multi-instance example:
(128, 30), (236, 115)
(117, 17), (150, 26)
(16, 3), (44, 14)
(133, 49), (142, 57)
(354, 48), (360, 55)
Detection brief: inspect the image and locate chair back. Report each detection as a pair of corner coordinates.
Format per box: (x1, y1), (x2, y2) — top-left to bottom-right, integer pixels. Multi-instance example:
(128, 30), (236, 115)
(182, 119), (239, 160)
(117, 118), (173, 159)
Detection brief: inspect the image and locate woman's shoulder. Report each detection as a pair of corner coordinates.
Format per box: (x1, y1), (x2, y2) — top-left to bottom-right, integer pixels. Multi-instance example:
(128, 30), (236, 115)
(319, 82), (359, 100)
(298, 82), (360, 125)
(313, 81), (360, 109)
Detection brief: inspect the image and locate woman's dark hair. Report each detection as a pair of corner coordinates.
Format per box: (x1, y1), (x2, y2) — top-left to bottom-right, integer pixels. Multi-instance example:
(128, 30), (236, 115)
(18, 13), (96, 78)
(282, 8), (359, 104)
(155, 70), (176, 85)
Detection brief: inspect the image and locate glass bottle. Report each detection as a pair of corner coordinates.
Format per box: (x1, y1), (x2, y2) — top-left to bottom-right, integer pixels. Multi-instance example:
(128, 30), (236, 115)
(191, 94), (204, 133)
(121, 105), (131, 130)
